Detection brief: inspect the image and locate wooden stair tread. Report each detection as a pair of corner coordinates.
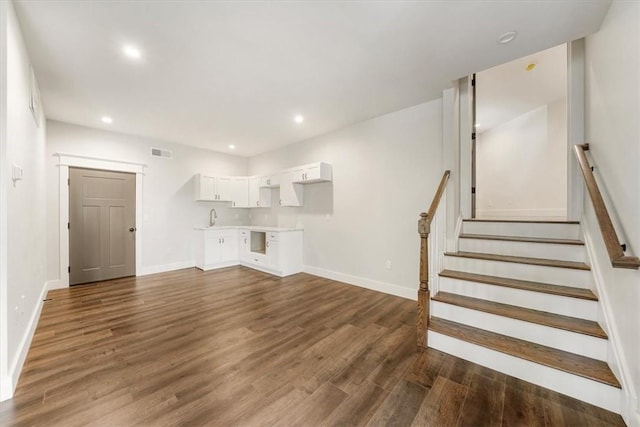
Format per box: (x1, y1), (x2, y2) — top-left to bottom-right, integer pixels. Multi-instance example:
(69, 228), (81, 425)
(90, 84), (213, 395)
(459, 233), (584, 246)
(445, 251), (591, 270)
(432, 292), (607, 338)
(463, 219), (580, 224)
(439, 270), (597, 300)
(429, 318), (621, 388)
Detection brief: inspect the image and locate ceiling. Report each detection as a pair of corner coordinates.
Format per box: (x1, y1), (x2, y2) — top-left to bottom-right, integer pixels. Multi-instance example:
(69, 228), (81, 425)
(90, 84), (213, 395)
(14, 1), (610, 157)
(477, 44), (567, 133)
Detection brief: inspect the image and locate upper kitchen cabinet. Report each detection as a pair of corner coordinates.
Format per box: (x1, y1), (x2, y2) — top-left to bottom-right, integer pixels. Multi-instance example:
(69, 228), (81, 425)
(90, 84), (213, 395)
(259, 174), (280, 188)
(194, 174), (248, 207)
(291, 162), (332, 184)
(279, 170), (303, 207)
(218, 176), (249, 208)
(194, 173), (217, 201)
(248, 176), (271, 208)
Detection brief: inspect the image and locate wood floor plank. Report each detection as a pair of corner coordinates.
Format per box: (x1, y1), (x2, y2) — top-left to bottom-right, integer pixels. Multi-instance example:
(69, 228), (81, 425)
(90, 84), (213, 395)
(458, 373), (505, 427)
(410, 376), (468, 426)
(0, 267), (624, 426)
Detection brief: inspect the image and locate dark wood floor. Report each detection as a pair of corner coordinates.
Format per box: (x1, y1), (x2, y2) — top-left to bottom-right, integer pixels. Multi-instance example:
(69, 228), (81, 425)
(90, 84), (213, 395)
(0, 267), (624, 426)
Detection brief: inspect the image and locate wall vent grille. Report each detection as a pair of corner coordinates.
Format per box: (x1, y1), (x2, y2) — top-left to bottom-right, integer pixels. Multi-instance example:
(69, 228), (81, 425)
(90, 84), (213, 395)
(150, 147), (172, 159)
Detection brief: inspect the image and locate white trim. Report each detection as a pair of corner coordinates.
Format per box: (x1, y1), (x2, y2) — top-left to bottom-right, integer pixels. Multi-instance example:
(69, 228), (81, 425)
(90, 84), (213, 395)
(567, 39), (585, 221)
(303, 265), (416, 300)
(56, 153), (145, 288)
(582, 213), (638, 426)
(6, 281), (48, 400)
(140, 260), (196, 276)
(0, 0), (8, 402)
(55, 152), (146, 172)
(475, 208), (567, 220)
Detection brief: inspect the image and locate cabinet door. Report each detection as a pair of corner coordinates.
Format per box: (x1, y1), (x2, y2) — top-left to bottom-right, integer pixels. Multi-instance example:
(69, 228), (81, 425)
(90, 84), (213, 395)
(279, 170), (303, 206)
(195, 174), (216, 201)
(249, 176), (268, 208)
(219, 231), (238, 262)
(229, 177), (249, 208)
(267, 239), (279, 270)
(216, 177), (233, 201)
(204, 233), (222, 264)
(260, 174), (280, 188)
(291, 167), (306, 183)
(238, 230), (250, 261)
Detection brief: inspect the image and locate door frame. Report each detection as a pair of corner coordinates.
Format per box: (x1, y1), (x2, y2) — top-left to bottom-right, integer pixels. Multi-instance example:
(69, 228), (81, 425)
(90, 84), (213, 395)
(55, 153), (145, 288)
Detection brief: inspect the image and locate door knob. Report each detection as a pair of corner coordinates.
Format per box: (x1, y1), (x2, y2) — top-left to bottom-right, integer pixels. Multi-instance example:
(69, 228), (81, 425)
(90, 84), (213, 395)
(129, 227), (136, 232)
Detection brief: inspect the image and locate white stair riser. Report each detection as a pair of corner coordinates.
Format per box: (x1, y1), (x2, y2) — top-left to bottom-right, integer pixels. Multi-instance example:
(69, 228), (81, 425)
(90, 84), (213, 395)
(462, 222), (580, 240)
(458, 239), (586, 263)
(428, 331), (621, 413)
(431, 301), (607, 361)
(439, 277), (597, 320)
(444, 256), (593, 288)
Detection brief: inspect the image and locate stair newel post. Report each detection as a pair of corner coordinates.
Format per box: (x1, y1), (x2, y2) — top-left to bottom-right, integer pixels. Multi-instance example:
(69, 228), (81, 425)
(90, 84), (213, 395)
(417, 212), (430, 349)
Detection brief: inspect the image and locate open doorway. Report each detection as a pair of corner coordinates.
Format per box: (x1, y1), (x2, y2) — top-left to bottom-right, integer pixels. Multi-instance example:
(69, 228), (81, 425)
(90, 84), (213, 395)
(474, 44), (567, 220)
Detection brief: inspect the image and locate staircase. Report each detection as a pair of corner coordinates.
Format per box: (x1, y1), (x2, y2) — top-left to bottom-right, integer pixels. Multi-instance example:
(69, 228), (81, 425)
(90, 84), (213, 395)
(427, 219), (622, 413)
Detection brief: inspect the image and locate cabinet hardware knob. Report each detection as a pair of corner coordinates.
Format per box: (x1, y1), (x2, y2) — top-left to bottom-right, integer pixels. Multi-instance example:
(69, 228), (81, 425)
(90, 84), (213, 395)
(244, 238), (247, 243)
(129, 227), (136, 232)
(266, 241), (269, 248)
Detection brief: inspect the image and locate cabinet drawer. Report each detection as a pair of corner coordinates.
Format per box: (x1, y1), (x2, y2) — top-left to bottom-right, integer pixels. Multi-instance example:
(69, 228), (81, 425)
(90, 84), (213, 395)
(247, 253), (267, 266)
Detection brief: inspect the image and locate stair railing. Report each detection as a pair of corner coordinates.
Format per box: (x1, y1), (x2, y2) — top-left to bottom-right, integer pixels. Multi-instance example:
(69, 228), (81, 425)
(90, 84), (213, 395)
(417, 170), (451, 349)
(574, 144), (640, 269)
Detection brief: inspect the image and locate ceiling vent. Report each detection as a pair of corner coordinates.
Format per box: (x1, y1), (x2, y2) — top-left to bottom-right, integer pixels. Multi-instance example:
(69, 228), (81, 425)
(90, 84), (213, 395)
(150, 147), (172, 159)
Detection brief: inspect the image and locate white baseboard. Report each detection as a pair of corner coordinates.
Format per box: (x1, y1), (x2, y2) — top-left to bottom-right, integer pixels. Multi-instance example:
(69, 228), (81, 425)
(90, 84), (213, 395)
(303, 265), (416, 300)
(45, 279), (67, 290)
(139, 260), (195, 276)
(475, 208), (567, 220)
(3, 281), (48, 402)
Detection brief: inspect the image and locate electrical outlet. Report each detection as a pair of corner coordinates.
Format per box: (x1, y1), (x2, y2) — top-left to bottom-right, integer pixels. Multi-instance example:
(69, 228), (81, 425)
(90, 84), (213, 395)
(385, 260), (392, 270)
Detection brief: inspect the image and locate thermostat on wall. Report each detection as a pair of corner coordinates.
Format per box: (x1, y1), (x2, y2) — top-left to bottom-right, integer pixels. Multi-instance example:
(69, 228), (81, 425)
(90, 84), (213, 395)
(12, 164), (23, 182)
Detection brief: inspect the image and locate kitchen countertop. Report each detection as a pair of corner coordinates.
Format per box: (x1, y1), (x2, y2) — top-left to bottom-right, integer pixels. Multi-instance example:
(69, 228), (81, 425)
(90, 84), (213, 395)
(194, 225), (303, 232)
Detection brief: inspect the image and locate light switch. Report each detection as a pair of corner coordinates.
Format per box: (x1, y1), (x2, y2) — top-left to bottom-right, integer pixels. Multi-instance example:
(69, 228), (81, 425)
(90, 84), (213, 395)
(12, 164), (23, 182)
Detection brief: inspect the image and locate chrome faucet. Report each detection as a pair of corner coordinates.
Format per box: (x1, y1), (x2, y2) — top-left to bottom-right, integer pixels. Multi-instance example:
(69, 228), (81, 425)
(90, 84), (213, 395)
(209, 208), (217, 227)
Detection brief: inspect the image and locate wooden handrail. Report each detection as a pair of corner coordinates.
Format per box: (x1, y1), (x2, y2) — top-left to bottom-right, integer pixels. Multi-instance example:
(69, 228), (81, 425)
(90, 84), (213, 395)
(574, 144), (640, 269)
(417, 170), (451, 349)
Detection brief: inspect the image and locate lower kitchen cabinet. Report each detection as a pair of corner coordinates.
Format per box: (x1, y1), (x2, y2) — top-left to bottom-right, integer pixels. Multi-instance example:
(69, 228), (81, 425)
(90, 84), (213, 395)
(195, 229), (239, 270)
(195, 227), (303, 277)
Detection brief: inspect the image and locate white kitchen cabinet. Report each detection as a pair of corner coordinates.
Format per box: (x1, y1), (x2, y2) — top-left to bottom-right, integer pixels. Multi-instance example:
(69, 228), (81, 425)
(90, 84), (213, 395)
(218, 176), (249, 207)
(291, 162), (332, 184)
(248, 176), (271, 208)
(195, 229), (239, 270)
(266, 233), (279, 270)
(238, 229), (250, 261)
(259, 174), (280, 188)
(194, 174), (217, 201)
(279, 170), (303, 207)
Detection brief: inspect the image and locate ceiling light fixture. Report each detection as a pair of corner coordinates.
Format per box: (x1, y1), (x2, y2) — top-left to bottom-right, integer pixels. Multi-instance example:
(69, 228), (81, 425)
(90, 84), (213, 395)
(122, 45), (141, 59)
(228, 144), (236, 150)
(497, 31), (518, 44)
(526, 63), (536, 71)
(294, 114), (304, 124)
(101, 116), (113, 124)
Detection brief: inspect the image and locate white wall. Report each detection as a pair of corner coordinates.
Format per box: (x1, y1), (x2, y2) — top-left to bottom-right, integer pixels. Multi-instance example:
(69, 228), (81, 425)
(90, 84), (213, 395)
(584, 0), (640, 424)
(476, 98), (567, 219)
(2, 0), (48, 400)
(46, 120), (249, 280)
(248, 100), (443, 299)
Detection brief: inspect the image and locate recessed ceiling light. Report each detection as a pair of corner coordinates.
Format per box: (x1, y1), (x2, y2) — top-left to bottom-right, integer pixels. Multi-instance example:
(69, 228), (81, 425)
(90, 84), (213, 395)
(526, 63), (536, 72)
(294, 114), (304, 124)
(101, 116), (113, 124)
(497, 31), (518, 44)
(228, 144), (236, 150)
(122, 45), (141, 59)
